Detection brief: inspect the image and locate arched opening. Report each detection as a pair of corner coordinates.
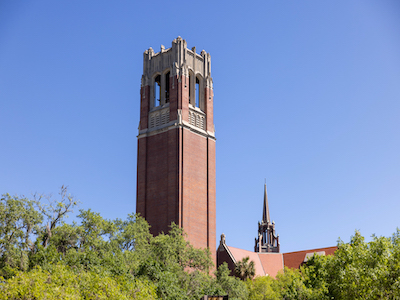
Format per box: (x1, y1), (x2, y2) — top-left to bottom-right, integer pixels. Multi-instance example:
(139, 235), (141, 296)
(164, 71), (170, 103)
(195, 76), (200, 108)
(154, 74), (161, 107)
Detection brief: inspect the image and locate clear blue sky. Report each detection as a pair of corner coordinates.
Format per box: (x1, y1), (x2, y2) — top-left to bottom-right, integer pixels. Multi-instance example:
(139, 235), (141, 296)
(1, 1), (400, 253)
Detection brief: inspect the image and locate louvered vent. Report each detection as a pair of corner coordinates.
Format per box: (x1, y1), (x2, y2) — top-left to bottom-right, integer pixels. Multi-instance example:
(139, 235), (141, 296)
(161, 110), (169, 125)
(148, 107), (170, 129)
(188, 108), (206, 130)
(149, 114), (155, 128)
(199, 116), (204, 129)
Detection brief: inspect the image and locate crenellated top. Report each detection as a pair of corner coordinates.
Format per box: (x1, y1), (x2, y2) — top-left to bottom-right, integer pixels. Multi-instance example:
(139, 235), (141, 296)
(141, 36), (212, 89)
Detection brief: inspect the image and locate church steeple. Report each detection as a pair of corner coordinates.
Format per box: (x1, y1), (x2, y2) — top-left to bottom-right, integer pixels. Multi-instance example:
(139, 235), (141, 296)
(255, 183), (280, 253)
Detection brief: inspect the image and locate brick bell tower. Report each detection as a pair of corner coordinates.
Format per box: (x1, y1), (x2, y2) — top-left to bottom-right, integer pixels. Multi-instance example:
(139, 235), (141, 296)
(136, 37), (216, 254)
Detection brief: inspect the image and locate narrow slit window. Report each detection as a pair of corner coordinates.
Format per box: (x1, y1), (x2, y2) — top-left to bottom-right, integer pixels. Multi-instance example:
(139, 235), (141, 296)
(189, 73), (193, 105)
(154, 75), (161, 107)
(165, 71), (170, 103)
(195, 77), (200, 107)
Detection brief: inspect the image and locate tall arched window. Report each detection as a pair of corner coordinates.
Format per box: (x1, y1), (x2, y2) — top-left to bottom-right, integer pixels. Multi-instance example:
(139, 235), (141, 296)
(154, 75), (161, 107)
(195, 76), (200, 108)
(164, 71), (170, 103)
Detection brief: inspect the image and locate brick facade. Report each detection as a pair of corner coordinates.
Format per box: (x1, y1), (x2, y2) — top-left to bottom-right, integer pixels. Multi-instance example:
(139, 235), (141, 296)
(136, 37), (216, 263)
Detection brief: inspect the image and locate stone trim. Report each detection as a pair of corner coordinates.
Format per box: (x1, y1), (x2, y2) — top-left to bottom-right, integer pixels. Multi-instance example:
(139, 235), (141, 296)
(148, 104), (170, 129)
(138, 120), (215, 140)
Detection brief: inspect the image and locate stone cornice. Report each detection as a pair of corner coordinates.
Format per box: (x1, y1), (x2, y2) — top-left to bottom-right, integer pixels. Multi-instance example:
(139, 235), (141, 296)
(137, 120), (216, 140)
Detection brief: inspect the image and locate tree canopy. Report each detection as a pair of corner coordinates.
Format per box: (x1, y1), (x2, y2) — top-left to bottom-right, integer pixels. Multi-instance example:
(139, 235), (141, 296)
(1, 189), (400, 299)
(0, 189), (243, 299)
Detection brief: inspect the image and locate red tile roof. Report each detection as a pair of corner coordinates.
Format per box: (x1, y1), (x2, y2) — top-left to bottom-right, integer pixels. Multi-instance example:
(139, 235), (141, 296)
(283, 246), (337, 269)
(258, 253), (284, 278)
(217, 238), (336, 279)
(225, 246), (284, 278)
(227, 246), (266, 277)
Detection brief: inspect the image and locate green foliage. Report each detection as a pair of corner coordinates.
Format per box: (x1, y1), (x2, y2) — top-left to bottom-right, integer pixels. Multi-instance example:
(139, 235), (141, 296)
(295, 229), (400, 299)
(136, 223), (216, 299)
(273, 267), (322, 300)
(0, 194), (42, 276)
(323, 230), (400, 299)
(34, 185), (78, 248)
(4, 188), (400, 299)
(0, 264), (157, 300)
(215, 262), (248, 300)
(1, 188), (241, 299)
(246, 275), (279, 300)
(244, 229), (400, 300)
(300, 254), (330, 299)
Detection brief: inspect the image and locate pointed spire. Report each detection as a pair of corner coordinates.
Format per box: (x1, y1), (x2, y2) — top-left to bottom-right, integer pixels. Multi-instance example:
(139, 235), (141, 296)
(262, 183), (270, 223)
(255, 181), (280, 253)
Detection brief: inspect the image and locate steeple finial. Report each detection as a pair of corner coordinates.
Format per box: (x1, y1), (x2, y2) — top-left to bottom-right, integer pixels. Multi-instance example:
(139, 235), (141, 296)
(262, 182), (270, 223)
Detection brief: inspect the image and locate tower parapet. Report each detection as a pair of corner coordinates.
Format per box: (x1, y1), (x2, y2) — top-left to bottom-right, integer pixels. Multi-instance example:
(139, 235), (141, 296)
(139, 37), (214, 137)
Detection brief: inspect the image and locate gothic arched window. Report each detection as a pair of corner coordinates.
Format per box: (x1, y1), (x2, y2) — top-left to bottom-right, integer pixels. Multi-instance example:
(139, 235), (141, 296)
(154, 74), (161, 107)
(195, 76), (200, 108)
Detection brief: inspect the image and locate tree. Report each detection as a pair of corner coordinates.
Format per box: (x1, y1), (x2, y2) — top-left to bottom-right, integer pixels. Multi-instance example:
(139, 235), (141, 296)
(0, 194), (42, 276)
(33, 185), (78, 248)
(215, 262), (249, 300)
(322, 230), (400, 299)
(137, 223), (215, 299)
(297, 229), (400, 299)
(273, 267), (325, 300)
(246, 275), (279, 300)
(0, 264), (157, 300)
(235, 256), (256, 281)
(300, 254), (330, 299)
(1, 188), (251, 299)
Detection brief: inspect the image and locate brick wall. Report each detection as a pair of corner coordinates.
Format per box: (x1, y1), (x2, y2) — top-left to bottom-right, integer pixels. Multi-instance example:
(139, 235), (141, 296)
(137, 68), (216, 265)
(137, 128), (215, 252)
